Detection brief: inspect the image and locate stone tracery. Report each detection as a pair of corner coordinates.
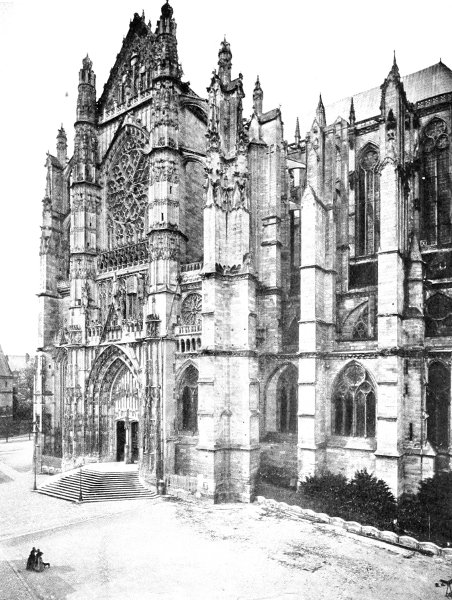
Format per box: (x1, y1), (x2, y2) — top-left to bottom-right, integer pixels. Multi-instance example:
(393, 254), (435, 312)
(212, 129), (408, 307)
(106, 131), (149, 250)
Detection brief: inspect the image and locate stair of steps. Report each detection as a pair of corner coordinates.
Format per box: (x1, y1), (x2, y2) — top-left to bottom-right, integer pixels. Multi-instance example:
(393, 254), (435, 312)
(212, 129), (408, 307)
(38, 468), (157, 503)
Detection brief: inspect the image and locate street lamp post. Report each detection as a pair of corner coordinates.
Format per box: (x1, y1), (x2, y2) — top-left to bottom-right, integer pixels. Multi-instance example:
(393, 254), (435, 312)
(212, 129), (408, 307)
(78, 463), (83, 502)
(32, 419), (40, 491)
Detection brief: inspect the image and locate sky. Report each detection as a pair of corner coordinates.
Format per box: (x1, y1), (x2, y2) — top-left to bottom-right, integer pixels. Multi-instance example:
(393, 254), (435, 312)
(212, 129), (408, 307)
(0, 0), (451, 356)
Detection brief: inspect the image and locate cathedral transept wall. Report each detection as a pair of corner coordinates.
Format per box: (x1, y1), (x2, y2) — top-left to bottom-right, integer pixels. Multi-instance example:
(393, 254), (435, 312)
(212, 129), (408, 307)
(35, 3), (452, 502)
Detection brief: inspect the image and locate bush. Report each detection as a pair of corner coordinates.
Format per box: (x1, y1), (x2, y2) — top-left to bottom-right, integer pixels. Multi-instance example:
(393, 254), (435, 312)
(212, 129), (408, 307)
(418, 473), (452, 543)
(298, 471), (348, 515)
(397, 493), (425, 537)
(345, 469), (396, 529)
(297, 469), (396, 529)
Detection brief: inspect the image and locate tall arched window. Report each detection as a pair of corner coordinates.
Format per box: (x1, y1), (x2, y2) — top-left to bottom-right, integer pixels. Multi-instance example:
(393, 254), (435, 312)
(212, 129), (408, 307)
(178, 365), (199, 434)
(276, 365), (298, 433)
(425, 293), (452, 337)
(356, 145), (380, 257)
(426, 361), (450, 449)
(420, 118), (451, 246)
(332, 362), (376, 437)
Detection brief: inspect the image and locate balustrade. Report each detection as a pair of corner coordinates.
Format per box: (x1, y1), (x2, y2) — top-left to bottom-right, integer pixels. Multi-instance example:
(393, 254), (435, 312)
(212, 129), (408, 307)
(98, 241), (148, 272)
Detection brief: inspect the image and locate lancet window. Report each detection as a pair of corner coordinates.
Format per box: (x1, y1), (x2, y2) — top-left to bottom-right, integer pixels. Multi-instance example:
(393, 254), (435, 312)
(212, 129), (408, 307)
(420, 118), (451, 246)
(332, 362), (376, 437)
(178, 365), (199, 434)
(277, 365), (298, 434)
(426, 361), (450, 449)
(356, 145), (380, 257)
(425, 293), (452, 337)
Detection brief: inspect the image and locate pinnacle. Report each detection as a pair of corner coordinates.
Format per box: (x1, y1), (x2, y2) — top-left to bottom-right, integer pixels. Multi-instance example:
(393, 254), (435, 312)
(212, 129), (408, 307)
(295, 117), (301, 144)
(349, 97), (356, 123)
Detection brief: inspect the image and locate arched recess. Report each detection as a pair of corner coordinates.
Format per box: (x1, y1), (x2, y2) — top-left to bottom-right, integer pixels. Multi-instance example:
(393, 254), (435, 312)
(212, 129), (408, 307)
(420, 117), (451, 246)
(264, 363), (298, 436)
(425, 293), (452, 337)
(356, 143), (380, 257)
(340, 301), (371, 341)
(331, 361), (376, 438)
(182, 157), (205, 264)
(102, 124), (150, 251)
(176, 363), (199, 434)
(85, 345), (142, 458)
(426, 360), (450, 450)
(284, 317), (299, 350)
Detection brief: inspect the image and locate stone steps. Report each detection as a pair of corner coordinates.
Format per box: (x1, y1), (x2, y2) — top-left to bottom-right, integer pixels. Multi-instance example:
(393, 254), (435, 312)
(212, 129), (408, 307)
(38, 467), (156, 503)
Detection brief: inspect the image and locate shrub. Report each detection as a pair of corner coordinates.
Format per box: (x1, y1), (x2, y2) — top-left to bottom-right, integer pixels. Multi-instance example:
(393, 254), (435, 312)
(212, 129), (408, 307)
(298, 471), (348, 515)
(417, 472), (452, 543)
(298, 469), (396, 529)
(397, 493), (425, 537)
(345, 469), (397, 529)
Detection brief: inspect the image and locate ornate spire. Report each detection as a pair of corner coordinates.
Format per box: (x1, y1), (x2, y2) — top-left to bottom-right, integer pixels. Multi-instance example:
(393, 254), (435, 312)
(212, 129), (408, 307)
(316, 94), (326, 127)
(253, 76), (263, 115)
(77, 55), (96, 124)
(154, 1), (180, 79)
(294, 117), (301, 145)
(161, 0), (173, 20)
(388, 50), (400, 82)
(218, 37), (232, 85)
(349, 97), (356, 126)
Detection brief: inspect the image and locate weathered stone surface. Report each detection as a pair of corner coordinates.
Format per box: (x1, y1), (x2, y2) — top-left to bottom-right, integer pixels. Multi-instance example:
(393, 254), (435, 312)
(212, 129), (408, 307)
(35, 2), (452, 503)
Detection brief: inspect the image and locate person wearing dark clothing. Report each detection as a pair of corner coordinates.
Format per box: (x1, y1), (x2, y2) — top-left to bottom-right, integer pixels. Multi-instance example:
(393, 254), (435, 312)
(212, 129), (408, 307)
(34, 549), (44, 572)
(26, 548), (36, 570)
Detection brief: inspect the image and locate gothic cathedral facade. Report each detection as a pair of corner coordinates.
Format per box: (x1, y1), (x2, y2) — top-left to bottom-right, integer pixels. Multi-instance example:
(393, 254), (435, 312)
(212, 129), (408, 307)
(36, 2), (452, 501)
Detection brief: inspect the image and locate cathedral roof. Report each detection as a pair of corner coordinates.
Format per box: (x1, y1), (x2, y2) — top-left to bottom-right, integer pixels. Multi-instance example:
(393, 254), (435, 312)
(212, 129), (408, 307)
(319, 61), (452, 129)
(0, 346), (12, 379)
(259, 108), (281, 124)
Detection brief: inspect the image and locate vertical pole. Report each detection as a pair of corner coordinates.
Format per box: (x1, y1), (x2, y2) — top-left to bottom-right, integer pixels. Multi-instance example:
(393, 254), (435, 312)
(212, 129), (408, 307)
(33, 420), (39, 491)
(124, 409), (130, 464)
(78, 463), (83, 502)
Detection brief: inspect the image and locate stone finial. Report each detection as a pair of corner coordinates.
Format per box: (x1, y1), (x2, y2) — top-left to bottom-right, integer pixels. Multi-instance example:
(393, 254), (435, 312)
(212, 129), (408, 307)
(253, 76), (263, 115)
(218, 37), (232, 85)
(295, 117), (301, 145)
(349, 97), (356, 126)
(388, 50), (400, 81)
(56, 125), (67, 165)
(316, 94), (326, 127)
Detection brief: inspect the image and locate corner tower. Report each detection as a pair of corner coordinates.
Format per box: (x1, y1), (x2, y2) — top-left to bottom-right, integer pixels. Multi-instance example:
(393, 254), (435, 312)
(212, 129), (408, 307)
(199, 39), (259, 502)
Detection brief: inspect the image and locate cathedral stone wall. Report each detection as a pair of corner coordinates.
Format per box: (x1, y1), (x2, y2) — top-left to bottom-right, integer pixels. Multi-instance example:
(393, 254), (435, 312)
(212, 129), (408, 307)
(35, 2), (452, 502)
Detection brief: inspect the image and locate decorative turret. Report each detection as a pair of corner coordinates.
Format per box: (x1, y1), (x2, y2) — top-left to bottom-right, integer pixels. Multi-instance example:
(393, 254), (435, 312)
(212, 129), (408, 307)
(74, 56), (98, 183)
(56, 126), (67, 166)
(154, 1), (181, 80)
(379, 53), (408, 165)
(306, 95), (326, 195)
(253, 76), (263, 115)
(76, 55), (96, 124)
(218, 37), (232, 86)
(316, 94), (326, 127)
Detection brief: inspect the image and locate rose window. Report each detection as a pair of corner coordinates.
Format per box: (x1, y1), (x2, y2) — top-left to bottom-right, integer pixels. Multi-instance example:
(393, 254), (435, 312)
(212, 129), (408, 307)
(181, 294), (202, 327)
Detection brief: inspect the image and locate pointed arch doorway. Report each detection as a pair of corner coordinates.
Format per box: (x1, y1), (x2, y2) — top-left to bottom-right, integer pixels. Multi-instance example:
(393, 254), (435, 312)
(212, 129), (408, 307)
(110, 362), (140, 463)
(88, 347), (142, 464)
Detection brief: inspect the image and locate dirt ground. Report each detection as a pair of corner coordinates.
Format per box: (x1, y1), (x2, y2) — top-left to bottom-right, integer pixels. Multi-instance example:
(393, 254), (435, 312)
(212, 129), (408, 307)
(1, 437), (451, 600)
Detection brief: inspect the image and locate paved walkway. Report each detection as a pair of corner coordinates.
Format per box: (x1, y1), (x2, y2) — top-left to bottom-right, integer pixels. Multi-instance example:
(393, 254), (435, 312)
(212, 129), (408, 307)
(1, 437), (451, 600)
